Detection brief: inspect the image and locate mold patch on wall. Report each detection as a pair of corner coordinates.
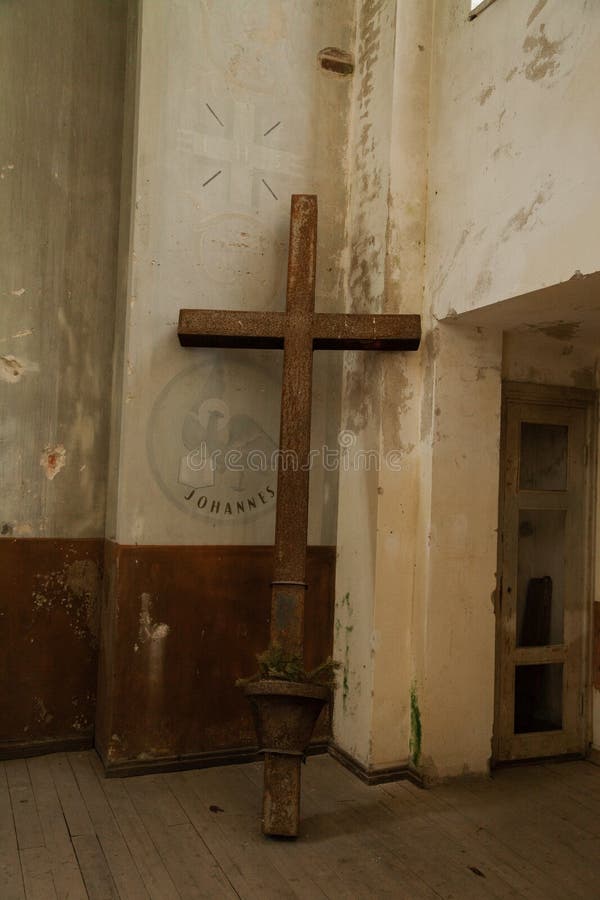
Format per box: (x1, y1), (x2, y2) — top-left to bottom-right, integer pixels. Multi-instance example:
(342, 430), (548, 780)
(335, 590), (356, 716)
(32, 558), (100, 641)
(0, 538), (102, 751)
(409, 682), (422, 766)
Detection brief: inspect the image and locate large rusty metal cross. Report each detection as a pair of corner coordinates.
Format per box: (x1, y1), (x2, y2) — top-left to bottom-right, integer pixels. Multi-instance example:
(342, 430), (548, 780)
(178, 195), (420, 835)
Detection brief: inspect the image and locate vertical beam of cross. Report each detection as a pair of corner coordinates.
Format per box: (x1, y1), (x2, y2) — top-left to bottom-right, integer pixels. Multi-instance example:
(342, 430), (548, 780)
(269, 195), (317, 658)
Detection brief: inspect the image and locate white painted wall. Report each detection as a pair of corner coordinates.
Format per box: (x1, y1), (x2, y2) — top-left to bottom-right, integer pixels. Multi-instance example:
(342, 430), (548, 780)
(109, 0), (355, 545)
(333, 0), (600, 779)
(334, 0), (433, 771)
(426, 0), (600, 321)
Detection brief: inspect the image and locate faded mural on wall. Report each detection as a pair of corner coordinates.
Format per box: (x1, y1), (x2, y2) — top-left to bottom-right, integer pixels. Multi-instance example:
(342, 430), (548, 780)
(148, 357), (281, 523)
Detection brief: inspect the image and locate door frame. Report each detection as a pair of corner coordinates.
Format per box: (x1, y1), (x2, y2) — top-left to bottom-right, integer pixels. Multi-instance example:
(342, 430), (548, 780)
(493, 381), (598, 764)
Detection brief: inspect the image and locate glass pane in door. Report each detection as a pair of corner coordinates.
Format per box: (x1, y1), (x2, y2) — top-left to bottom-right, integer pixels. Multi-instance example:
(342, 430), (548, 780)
(520, 422), (568, 491)
(514, 663), (563, 733)
(517, 509), (566, 646)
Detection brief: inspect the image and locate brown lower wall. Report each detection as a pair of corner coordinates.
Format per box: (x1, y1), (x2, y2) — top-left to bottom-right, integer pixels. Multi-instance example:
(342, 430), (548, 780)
(1, 540), (336, 766)
(96, 543), (336, 771)
(0, 538), (103, 756)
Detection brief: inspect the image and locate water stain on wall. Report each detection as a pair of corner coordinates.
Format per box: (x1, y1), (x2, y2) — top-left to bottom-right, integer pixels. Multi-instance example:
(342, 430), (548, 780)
(478, 84), (495, 106)
(349, 0), (385, 313)
(522, 24), (566, 82)
(138, 592), (170, 646)
(473, 269), (493, 301)
(343, 354), (380, 433)
(502, 182), (552, 241)
(536, 321), (581, 341)
(570, 366), (595, 389)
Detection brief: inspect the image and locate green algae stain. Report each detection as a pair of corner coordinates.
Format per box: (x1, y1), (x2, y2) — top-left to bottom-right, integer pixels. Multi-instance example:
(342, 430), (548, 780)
(409, 683), (422, 767)
(340, 593), (352, 712)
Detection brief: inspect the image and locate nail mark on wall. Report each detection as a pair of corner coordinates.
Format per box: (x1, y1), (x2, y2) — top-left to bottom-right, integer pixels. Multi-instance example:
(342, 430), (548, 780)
(205, 103), (224, 127)
(0, 355), (25, 383)
(202, 169), (222, 187)
(40, 444), (67, 480)
(318, 47), (355, 76)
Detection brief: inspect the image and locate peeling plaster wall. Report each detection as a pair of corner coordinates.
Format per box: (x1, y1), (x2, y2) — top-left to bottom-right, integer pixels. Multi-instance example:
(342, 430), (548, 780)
(0, 0), (127, 539)
(426, 0), (600, 320)
(109, 0), (355, 546)
(416, 0), (600, 776)
(0, 2), (127, 753)
(413, 324), (503, 780)
(335, 0), (600, 780)
(333, 0), (433, 770)
(97, 0), (356, 767)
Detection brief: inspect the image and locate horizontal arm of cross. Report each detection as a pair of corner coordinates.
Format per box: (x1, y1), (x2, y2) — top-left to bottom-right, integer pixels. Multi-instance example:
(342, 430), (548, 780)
(178, 310), (285, 349)
(178, 309), (420, 351)
(312, 313), (420, 350)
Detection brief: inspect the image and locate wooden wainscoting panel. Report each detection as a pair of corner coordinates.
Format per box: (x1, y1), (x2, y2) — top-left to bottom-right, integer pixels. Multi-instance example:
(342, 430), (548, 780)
(96, 543), (336, 771)
(593, 602), (600, 691)
(0, 538), (103, 756)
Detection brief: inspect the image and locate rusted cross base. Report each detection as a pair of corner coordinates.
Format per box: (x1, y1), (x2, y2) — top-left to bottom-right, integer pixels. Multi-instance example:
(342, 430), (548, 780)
(178, 195), (420, 836)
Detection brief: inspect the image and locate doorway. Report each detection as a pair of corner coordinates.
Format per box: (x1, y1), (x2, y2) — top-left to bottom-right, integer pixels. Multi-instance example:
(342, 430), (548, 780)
(494, 383), (596, 762)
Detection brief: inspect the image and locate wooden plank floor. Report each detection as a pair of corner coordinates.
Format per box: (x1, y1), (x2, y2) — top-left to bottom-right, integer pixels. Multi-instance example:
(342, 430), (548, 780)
(1, 752), (599, 898)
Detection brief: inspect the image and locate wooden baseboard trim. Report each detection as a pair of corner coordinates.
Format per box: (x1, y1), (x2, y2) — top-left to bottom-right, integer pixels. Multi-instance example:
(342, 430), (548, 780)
(492, 752), (584, 770)
(0, 736), (93, 761)
(328, 742), (423, 787)
(588, 746), (600, 767)
(98, 741), (329, 779)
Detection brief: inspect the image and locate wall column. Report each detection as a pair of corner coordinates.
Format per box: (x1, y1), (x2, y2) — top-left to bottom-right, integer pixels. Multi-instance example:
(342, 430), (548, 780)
(333, 0), (433, 774)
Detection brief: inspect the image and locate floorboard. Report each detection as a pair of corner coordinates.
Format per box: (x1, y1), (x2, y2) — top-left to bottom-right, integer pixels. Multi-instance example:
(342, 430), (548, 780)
(2, 750), (600, 898)
(0, 763), (26, 900)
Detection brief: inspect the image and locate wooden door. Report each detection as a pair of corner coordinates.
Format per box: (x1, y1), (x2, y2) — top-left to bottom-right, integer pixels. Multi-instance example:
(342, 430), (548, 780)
(494, 384), (595, 762)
